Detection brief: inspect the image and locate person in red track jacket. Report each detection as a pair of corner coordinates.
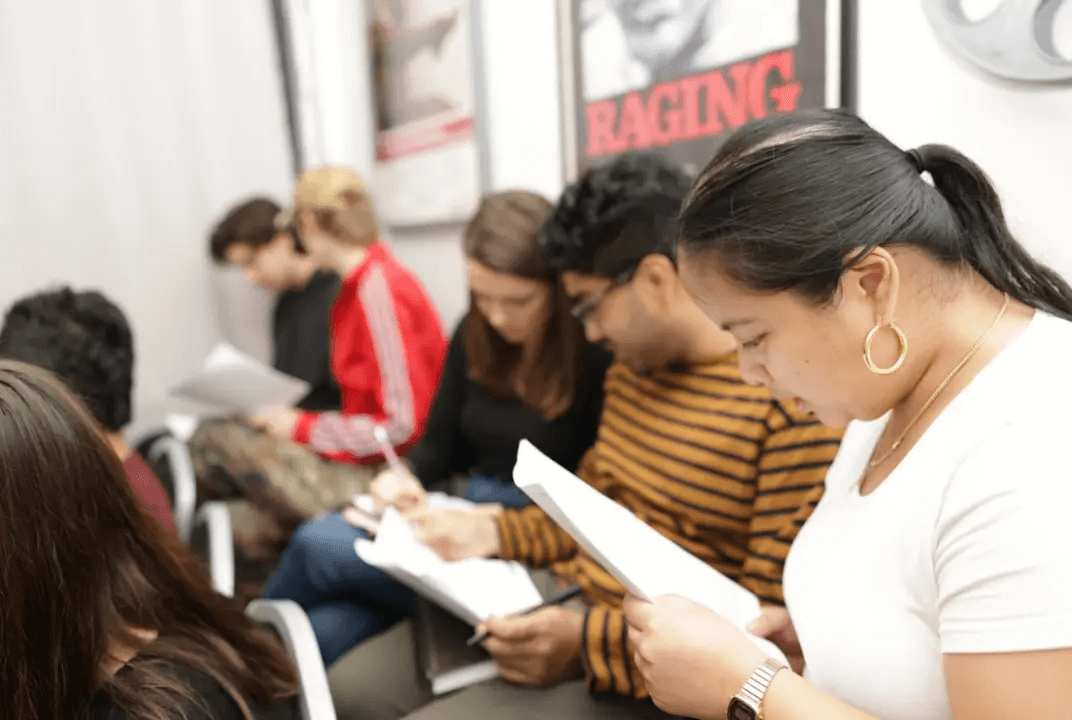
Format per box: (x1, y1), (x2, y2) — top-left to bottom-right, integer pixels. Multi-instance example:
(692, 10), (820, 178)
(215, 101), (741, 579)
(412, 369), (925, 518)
(252, 166), (447, 465)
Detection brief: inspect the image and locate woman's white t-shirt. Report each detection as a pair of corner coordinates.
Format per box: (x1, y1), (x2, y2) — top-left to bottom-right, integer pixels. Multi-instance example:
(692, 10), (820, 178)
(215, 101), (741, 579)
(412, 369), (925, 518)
(783, 311), (1072, 720)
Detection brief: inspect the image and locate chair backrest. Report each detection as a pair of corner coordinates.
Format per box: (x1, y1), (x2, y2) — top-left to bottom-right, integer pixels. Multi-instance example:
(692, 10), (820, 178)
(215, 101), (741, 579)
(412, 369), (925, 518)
(148, 435), (198, 541)
(246, 599), (337, 720)
(197, 501), (236, 597)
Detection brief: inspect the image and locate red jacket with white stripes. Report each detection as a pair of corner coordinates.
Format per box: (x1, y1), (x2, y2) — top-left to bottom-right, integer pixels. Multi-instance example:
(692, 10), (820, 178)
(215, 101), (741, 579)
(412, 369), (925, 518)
(292, 242), (447, 465)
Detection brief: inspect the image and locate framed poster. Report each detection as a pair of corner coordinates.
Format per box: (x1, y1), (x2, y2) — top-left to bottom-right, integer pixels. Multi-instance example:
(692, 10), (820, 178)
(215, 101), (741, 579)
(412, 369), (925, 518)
(370, 0), (486, 227)
(559, 0), (855, 180)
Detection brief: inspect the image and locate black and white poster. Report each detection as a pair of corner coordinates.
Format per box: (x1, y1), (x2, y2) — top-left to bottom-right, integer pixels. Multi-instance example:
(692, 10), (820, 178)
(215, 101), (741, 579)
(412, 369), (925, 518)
(560, 0), (852, 178)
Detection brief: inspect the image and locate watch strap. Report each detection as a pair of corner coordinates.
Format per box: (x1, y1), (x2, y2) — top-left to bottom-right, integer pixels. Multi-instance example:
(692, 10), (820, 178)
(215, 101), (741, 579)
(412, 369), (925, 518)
(728, 658), (786, 719)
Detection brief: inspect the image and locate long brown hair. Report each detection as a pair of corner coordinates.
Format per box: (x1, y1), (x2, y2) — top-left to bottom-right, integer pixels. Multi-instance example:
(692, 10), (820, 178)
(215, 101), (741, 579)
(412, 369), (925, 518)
(0, 361), (299, 719)
(462, 191), (585, 419)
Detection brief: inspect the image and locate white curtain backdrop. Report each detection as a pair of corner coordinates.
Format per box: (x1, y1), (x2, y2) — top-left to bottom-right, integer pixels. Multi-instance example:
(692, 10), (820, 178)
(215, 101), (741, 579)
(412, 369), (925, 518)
(0, 0), (295, 439)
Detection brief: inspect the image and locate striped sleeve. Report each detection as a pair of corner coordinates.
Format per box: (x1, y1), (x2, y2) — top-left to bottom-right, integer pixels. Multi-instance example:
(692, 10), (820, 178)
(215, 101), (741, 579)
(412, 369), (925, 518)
(739, 401), (841, 605)
(494, 504), (579, 567)
(293, 265), (417, 456)
(582, 605), (649, 698)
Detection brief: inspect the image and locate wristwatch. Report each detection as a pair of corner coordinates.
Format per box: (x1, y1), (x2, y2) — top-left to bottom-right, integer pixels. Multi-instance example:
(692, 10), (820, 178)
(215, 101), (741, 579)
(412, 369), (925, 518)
(726, 658), (787, 720)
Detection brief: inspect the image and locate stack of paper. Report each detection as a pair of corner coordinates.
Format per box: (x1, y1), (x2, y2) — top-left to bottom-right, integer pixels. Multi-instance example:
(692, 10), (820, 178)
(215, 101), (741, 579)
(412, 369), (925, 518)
(168, 343), (310, 413)
(512, 439), (788, 664)
(354, 505), (543, 626)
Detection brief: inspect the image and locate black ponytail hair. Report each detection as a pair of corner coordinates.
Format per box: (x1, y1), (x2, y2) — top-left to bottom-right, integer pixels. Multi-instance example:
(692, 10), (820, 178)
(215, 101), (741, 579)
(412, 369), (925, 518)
(677, 109), (1072, 321)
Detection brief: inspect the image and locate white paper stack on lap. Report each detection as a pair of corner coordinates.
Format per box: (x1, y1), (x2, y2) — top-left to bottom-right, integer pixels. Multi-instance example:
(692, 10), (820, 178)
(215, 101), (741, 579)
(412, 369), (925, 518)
(169, 343), (310, 413)
(512, 439), (788, 664)
(354, 506), (542, 626)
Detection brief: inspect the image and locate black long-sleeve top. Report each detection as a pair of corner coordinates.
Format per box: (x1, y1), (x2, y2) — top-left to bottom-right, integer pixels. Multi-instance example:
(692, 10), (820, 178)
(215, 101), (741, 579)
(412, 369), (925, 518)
(405, 323), (611, 486)
(272, 270), (342, 412)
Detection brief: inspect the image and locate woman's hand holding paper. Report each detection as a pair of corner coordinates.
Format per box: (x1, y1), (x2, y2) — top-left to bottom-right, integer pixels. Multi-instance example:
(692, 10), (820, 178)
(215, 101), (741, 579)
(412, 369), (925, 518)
(622, 594), (770, 720)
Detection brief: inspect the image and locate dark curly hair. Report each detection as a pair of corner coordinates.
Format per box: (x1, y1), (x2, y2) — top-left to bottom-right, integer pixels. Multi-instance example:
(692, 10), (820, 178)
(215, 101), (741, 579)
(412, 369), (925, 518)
(0, 287), (134, 431)
(209, 197), (283, 263)
(541, 153), (693, 278)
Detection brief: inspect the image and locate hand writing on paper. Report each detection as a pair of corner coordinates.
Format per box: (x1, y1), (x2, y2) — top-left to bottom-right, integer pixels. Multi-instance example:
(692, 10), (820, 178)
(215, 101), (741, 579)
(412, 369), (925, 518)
(247, 407), (299, 441)
(749, 605), (804, 674)
(477, 606), (585, 686)
(408, 507), (500, 561)
(622, 594), (768, 720)
(369, 468), (426, 514)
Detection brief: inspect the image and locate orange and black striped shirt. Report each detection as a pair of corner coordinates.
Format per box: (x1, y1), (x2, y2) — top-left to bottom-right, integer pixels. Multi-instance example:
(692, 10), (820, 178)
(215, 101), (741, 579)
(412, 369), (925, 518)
(495, 358), (843, 698)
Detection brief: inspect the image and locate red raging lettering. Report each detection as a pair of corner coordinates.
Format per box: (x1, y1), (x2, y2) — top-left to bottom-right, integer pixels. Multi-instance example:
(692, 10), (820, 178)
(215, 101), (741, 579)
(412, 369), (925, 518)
(749, 49), (802, 118)
(583, 49), (804, 159)
(585, 100), (623, 156)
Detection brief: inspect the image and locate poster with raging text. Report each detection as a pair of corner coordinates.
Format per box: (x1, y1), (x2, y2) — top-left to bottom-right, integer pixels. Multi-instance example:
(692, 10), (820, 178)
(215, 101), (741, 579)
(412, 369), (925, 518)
(562, 0), (842, 178)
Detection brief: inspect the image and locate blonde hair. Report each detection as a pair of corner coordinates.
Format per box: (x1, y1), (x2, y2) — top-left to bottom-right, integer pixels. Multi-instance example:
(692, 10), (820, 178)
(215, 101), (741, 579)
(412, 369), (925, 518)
(293, 166), (380, 247)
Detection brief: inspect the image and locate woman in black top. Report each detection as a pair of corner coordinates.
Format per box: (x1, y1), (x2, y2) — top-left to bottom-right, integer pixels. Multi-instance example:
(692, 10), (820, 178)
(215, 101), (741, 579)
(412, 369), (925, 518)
(260, 191), (611, 666)
(400, 320), (608, 506)
(0, 361), (300, 720)
(384, 189), (610, 506)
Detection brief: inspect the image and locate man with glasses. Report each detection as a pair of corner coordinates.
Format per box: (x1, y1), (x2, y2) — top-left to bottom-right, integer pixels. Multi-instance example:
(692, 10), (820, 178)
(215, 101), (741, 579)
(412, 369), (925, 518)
(327, 153), (843, 720)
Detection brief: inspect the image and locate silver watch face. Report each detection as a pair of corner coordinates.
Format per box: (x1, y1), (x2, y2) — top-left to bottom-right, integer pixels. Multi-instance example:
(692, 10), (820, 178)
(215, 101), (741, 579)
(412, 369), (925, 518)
(727, 697), (758, 720)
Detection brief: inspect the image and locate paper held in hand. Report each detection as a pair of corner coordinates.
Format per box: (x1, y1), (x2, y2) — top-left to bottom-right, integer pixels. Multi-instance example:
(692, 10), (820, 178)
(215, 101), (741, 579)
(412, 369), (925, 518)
(168, 343), (310, 413)
(354, 503), (542, 626)
(512, 439), (788, 664)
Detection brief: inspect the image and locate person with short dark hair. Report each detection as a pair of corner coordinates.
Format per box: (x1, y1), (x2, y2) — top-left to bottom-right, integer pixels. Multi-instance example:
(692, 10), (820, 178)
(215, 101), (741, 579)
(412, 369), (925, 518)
(0, 360), (300, 719)
(0, 287), (176, 532)
(210, 196), (341, 412)
(261, 190), (611, 666)
(621, 109), (1072, 720)
(327, 154), (842, 720)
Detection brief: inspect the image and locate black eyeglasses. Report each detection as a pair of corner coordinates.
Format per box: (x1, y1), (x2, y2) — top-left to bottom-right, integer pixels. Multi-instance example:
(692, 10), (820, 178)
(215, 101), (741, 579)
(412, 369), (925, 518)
(274, 211), (307, 254)
(570, 268), (635, 323)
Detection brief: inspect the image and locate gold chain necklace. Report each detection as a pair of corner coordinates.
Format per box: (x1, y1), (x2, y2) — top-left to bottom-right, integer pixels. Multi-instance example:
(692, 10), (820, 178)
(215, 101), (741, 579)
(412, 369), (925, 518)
(863, 293), (1011, 477)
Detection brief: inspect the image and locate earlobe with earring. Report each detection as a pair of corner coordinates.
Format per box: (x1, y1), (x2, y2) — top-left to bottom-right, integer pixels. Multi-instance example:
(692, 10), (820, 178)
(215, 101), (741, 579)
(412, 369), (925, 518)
(863, 322), (908, 375)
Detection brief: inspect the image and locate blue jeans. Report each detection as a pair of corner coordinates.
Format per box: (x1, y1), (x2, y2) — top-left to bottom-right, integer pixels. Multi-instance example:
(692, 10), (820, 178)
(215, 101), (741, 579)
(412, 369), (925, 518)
(261, 475), (530, 666)
(261, 512), (414, 666)
(463, 475), (532, 508)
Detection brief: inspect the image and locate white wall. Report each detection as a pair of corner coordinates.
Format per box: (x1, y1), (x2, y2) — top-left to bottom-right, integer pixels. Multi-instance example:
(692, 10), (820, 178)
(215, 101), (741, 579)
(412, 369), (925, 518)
(0, 1), (294, 439)
(857, 0), (1072, 279)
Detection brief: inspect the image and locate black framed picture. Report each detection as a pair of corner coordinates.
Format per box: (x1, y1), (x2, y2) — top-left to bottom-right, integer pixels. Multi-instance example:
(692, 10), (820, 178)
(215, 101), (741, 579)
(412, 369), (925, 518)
(369, 0), (487, 227)
(558, 0), (856, 180)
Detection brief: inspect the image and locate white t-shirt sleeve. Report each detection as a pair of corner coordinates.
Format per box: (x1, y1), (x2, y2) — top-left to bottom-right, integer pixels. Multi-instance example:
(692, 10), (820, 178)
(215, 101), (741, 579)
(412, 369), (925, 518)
(935, 421), (1072, 654)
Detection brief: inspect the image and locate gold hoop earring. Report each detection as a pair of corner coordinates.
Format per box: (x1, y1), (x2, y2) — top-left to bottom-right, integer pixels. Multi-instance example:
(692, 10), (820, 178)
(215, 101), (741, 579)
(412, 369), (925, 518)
(863, 323), (908, 375)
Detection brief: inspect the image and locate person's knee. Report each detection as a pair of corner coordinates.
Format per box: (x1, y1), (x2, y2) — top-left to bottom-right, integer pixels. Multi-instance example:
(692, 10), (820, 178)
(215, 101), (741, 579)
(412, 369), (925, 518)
(292, 513), (362, 563)
(307, 603), (385, 668)
(329, 622), (426, 720)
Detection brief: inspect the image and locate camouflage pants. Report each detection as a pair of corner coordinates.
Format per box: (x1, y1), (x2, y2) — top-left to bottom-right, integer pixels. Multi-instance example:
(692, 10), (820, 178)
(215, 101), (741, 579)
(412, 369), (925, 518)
(188, 417), (380, 603)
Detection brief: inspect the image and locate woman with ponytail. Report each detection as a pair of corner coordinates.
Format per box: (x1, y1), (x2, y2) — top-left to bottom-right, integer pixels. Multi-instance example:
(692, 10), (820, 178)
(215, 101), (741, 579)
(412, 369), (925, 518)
(620, 109), (1072, 720)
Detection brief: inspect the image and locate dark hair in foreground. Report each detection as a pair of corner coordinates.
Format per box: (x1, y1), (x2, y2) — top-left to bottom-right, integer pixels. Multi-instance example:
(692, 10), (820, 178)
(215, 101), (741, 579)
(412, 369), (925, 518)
(541, 152), (693, 278)
(0, 287), (134, 430)
(210, 197), (284, 263)
(462, 190), (584, 419)
(677, 109), (1072, 320)
(0, 361), (298, 719)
